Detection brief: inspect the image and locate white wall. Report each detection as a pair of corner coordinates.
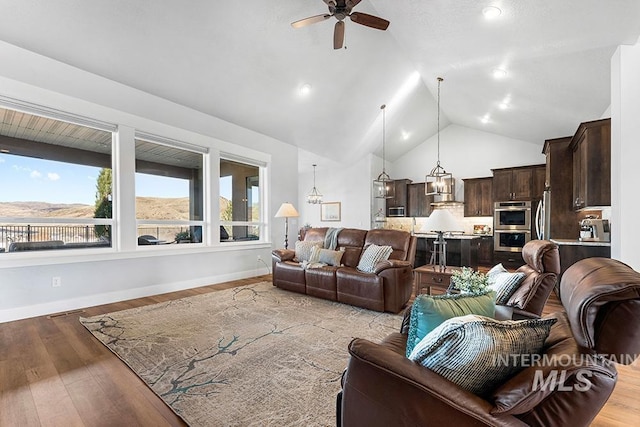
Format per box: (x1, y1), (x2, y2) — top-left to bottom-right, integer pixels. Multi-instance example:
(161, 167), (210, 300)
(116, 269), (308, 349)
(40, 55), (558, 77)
(296, 149), (374, 231)
(611, 39), (640, 269)
(0, 41), (298, 322)
(391, 124), (546, 201)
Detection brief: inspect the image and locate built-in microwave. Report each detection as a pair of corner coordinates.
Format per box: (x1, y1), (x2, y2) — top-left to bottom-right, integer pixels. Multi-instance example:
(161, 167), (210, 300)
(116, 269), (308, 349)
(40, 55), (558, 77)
(494, 230), (531, 252)
(387, 206), (405, 217)
(494, 201), (532, 230)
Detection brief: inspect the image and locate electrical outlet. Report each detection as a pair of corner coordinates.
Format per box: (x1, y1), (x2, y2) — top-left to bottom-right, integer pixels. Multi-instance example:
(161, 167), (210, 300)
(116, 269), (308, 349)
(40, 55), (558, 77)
(52, 276), (62, 288)
(257, 255), (262, 261)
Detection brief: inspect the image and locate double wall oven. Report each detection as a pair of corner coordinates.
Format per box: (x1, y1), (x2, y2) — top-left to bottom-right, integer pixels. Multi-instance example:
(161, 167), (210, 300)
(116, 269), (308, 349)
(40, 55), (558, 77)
(494, 201), (532, 252)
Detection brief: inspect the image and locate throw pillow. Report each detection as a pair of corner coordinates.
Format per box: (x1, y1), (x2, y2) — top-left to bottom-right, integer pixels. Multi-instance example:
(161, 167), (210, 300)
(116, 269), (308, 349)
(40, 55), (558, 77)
(356, 244), (393, 273)
(405, 291), (496, 357)
(408, 315), (556, 397)
(309, 246), (344, 266)
(294, 240), (322, 262)
(490, 271), (527, 305)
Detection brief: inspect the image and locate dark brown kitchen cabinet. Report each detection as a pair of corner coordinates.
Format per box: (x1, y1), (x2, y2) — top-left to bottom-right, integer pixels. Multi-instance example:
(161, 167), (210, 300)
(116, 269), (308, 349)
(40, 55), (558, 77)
(543, 137), (577, 238)
(532, 165), (546, 199)
(386, 179), (411, 216)
(492, 164), (545, 202)
(477, 235), (494, 267)
(408, 183), (433, 217)
(570, 118), (610, 210)
(463, 177), (493, 217)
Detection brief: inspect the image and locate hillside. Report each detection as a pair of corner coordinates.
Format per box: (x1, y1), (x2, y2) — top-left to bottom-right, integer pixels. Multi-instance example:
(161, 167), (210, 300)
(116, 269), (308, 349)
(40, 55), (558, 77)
(0, 197), (231, 219)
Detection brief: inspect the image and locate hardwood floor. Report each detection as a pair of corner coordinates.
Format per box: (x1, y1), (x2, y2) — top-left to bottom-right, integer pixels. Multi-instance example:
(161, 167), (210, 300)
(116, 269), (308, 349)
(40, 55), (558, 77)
(1, 274), (638, 426)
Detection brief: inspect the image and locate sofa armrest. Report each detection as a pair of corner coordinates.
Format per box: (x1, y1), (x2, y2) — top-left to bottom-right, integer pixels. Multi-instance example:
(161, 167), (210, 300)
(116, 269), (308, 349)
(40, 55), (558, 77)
(272, 248), (295, 262)
(374, 259), (412, 274)
(341, 338), (527, 427)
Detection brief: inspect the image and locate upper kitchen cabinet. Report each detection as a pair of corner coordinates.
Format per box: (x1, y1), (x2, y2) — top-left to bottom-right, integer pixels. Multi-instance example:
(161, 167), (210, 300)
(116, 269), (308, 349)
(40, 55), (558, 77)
(463, 177), (493, 217)
(386, 179), (412, 216)
(543, 136), (576, 239)
(570, 118), (611, 210)
(492, 164), (546, 201)
(408, 183), (433, 217)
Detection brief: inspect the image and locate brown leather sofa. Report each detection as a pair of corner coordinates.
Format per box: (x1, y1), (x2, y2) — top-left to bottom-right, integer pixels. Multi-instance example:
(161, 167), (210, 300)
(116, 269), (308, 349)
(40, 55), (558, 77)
(272, 227), (417, 313)
(338, 257), (640, 426)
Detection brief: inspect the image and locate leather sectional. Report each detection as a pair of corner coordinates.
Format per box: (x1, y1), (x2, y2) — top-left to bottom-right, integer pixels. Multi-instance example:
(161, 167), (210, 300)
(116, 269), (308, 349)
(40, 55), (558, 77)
(272, 227), (417, 313)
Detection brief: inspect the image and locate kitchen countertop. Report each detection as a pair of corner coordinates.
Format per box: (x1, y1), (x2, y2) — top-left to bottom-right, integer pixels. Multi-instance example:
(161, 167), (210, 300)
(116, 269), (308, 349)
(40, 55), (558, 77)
(414, 233), (482, 240)
(550, 238), (611, 247)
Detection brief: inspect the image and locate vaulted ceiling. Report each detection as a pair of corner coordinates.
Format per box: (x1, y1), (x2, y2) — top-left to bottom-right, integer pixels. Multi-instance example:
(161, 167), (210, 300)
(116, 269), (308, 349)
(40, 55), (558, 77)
(0, 0), (639, 164)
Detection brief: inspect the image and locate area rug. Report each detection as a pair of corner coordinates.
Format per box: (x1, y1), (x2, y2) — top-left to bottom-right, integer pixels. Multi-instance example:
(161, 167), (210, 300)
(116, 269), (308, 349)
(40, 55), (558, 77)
(80, 282), (401, 426)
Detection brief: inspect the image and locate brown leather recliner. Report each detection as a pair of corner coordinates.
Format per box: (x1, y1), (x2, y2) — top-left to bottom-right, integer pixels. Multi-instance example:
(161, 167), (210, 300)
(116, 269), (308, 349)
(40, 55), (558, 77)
(497, 240), (561, 320)
(272, 227), (417, 313)
(338, 257), (640, 427)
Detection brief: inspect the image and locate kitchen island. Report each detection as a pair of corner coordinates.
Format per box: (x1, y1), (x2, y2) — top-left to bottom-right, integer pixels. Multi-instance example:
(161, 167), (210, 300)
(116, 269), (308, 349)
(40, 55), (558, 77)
(414, 233), (481, 268)
(550, 238), (611, 291)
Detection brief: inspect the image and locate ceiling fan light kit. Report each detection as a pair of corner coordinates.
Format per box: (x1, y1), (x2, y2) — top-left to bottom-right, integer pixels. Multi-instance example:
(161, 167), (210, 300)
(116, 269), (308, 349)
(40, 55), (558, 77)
(292, 0), (390, 50)
(426, 77), (453, 196)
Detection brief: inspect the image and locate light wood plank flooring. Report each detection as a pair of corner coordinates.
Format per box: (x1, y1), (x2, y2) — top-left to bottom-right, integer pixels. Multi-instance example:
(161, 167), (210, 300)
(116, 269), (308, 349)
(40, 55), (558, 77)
(1, 274), (638, 426)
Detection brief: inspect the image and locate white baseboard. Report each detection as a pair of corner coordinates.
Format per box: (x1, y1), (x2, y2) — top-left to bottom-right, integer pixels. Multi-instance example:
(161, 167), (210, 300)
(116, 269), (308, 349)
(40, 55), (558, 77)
(0, 269), (265, 324)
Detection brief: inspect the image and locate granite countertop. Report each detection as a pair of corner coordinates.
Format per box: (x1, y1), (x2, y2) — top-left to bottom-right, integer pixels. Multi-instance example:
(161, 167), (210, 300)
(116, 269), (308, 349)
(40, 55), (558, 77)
(550, 238), (611, 247)
(414, 233), (482, 240)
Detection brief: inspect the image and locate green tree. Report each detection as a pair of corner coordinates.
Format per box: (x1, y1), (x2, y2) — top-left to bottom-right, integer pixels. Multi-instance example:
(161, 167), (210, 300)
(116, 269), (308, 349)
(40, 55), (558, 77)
(221, 201), (233, 221)
(95, 168), (112, 208)
(94, 168), (112, 239)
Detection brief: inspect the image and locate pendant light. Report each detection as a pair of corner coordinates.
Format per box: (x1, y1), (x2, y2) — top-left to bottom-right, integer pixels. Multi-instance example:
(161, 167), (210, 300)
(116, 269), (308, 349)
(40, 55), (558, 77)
(373, 104), (395, 199)
(307, 164), (323, 204)
(426, 77), (453, 196)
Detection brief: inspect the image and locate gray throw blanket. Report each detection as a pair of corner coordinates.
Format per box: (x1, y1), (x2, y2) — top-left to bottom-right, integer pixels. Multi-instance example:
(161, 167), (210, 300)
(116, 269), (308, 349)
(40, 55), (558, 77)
(324, 227), (343, 250)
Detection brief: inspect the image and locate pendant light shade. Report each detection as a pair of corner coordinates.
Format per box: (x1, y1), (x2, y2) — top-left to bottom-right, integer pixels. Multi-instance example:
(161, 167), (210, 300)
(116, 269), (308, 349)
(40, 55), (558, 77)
(426, 77), (453, 196)
(307, 164), (323, 204)
(373, 104), (395, 199)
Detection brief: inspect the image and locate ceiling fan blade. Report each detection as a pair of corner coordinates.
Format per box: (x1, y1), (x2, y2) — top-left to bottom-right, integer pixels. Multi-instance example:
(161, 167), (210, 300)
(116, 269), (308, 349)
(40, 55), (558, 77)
(291, 14), (331, 29)
(349, 12), (390, 30)
(334, 21), (345, 49)
(346, 0), (362, 8)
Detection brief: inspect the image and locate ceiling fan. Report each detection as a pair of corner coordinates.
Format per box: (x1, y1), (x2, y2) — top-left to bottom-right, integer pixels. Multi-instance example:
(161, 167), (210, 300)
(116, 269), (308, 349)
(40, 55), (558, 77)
(292, 0), (390, 49)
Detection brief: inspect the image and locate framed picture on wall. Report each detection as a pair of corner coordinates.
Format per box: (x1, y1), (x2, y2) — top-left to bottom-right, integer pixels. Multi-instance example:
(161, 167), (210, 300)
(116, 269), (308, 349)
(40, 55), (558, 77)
(320, 202), (341, 222)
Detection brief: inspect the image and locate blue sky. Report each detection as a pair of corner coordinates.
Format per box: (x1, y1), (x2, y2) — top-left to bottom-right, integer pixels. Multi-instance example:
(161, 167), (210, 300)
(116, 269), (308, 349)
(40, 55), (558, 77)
(0, 153), (191, 205)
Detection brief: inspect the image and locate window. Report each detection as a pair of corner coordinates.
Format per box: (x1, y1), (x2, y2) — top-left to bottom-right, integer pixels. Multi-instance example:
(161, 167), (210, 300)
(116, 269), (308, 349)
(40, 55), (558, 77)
(220, 158), (263, 242)
(134, 137), (205, 246)
(0, 106), (114, 253)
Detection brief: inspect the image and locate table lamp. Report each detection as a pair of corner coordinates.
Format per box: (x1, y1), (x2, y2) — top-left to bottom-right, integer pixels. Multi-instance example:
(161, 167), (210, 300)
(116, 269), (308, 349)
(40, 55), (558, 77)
(421, 209), (461, 271)
(275, 202), (299, 250)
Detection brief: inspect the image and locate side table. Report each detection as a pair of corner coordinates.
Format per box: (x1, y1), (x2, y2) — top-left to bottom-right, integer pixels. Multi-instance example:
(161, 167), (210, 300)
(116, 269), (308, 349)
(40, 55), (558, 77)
(413, 265), (463, 296)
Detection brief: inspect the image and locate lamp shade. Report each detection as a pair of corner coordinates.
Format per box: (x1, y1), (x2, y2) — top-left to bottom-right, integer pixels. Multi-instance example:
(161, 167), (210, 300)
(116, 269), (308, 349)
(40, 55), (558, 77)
(421, 209), (461, 233)
(275, 202), (299, 218)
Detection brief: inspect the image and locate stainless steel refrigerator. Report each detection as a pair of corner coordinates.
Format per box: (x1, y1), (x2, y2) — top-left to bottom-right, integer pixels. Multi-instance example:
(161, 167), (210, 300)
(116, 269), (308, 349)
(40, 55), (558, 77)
(535, 189), (551, 240)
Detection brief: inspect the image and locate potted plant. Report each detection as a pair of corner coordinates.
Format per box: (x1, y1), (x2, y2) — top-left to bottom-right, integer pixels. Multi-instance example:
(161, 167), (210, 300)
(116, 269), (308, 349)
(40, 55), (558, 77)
(451, 267), (490, 295)
(175, 230), (191, 243)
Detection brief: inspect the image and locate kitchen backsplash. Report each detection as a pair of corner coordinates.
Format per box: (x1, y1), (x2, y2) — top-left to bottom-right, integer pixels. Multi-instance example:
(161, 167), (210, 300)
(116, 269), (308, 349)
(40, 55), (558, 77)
(383, 205), (493, 235)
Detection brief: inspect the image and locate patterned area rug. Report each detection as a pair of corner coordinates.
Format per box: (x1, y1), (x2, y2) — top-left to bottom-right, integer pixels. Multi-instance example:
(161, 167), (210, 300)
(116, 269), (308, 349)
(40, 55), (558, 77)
(80, 282), (401, 426)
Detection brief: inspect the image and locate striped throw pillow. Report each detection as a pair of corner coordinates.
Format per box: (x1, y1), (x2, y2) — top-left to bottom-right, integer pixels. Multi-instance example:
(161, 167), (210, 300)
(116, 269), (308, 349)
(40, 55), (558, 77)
(356, 244), (393, 273)
(490, 271), (526, 305)
(408, 314), (556, 397)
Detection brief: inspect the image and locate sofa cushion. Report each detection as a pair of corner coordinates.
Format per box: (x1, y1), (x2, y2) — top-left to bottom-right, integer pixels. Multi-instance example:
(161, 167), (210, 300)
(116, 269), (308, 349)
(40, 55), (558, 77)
(295, 240), (322, 262)
(405, 291), (496, 357)
(487, 264), (527, 305)
(408, 314), (557, 397)
(309, 246), (344, 266)
(357, 244), (393, 273)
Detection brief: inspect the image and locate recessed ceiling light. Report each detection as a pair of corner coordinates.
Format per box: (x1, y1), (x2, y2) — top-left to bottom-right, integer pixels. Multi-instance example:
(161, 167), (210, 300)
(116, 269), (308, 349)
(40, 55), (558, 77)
(492, 68), (507, 79)
(482, 6), (502, 19)
(499, 102), (509, 110)
(481, 115), (491, 124)
(401, 130), (410, 141)
(300, 83), (312, 95)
